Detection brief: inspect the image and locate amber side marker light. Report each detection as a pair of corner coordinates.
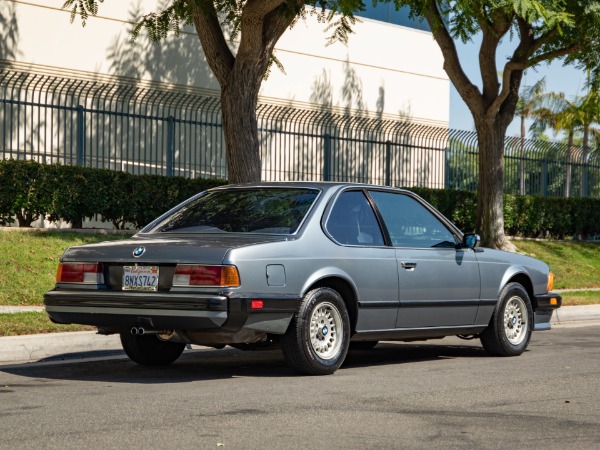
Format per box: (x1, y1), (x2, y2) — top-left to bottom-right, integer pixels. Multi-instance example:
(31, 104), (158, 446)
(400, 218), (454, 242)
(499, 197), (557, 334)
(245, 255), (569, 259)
(549, 297), (559, 306)
(547, 272), (555, 292)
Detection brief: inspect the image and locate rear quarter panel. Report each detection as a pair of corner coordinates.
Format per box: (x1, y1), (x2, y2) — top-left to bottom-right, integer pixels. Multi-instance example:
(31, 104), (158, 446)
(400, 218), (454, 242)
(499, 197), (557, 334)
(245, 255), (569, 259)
(224, 215), (399, 331)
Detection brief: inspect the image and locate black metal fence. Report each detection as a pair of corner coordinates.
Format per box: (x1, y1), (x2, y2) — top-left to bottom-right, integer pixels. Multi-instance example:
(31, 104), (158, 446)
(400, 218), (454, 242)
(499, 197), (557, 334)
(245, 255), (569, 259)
(2, 66), (600, 197)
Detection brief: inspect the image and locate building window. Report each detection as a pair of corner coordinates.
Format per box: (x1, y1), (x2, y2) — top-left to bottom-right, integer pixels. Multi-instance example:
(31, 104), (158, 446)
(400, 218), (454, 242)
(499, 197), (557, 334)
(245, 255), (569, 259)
(356, 4), (431, 32)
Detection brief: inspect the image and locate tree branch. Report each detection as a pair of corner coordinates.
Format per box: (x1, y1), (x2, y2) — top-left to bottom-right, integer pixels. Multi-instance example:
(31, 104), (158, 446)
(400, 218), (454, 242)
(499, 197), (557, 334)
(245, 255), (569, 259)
(422, 0), (484, 114)
(527, 43), (581, 67)
(190, 0), (235, 86)
(238, 0), (288, 59)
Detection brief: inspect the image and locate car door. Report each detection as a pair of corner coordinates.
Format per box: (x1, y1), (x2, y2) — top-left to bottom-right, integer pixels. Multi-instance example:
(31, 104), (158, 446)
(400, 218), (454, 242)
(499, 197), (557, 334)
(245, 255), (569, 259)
(368, 190), (481, 329)
(324, 189), (399, 331)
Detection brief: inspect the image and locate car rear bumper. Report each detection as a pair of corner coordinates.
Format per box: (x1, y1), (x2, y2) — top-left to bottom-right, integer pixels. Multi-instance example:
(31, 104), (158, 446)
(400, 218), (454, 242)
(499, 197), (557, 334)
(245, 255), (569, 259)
(44, 289), (302, 335)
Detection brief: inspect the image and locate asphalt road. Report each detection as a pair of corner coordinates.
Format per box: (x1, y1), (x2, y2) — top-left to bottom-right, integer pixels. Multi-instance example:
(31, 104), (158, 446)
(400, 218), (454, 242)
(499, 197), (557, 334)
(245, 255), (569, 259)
(1, 326), (599, 450)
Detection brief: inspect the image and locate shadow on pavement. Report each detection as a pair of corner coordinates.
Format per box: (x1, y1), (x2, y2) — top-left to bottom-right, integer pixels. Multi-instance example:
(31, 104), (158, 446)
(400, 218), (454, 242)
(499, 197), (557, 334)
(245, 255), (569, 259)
(0, 341), (486, 384)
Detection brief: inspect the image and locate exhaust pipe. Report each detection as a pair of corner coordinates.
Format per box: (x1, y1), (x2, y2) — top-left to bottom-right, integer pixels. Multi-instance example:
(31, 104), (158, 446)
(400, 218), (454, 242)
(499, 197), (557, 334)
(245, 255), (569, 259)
(130, 327), (164, 335)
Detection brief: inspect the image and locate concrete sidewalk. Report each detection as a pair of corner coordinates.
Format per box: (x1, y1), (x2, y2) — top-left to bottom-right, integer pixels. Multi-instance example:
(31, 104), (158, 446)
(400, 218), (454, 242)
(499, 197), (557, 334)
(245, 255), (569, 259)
(1, 305), (599, 365)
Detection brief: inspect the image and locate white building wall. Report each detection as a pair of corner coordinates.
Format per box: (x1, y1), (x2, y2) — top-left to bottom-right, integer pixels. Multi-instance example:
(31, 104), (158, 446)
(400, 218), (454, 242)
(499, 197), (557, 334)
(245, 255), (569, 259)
(3, 0), (449, 126)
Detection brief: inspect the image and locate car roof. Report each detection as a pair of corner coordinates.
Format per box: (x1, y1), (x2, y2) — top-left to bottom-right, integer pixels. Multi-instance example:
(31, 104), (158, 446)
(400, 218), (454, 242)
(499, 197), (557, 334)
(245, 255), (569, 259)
(210, 181), (412, 193)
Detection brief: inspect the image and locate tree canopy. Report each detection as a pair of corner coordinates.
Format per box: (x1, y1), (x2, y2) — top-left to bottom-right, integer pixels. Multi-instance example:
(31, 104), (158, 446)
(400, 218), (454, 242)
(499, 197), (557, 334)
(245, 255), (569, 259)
(391, 0), (600, 248)
(63, 0), (364, 184)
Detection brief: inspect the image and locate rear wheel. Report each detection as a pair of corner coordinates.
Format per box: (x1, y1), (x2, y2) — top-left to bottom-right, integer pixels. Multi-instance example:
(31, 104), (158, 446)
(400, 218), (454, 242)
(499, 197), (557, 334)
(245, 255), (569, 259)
(480, 283), (533, 356)
(120, 333), (185, 366)
(281, 287), (350, 375)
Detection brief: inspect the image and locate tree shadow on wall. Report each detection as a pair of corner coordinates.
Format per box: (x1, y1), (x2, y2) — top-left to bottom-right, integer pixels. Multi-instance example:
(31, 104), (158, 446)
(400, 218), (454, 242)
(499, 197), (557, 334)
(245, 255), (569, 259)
(95, 0), (222, 180)
(106, 0), (216, 89)
(307, 58), (419, 186)
(0, 2), (19, 62)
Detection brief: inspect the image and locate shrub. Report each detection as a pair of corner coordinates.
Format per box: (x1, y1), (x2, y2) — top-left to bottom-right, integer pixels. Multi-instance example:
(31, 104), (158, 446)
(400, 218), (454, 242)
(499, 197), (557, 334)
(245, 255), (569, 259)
(0, 159), (53, 227)
(0, 159), (226, 229)
(407, 187), (600, 239)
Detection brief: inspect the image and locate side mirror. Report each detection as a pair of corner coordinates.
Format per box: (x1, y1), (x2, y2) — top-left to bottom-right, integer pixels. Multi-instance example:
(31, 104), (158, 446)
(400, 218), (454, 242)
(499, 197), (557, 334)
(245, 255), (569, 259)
(462, 233), (480, 249)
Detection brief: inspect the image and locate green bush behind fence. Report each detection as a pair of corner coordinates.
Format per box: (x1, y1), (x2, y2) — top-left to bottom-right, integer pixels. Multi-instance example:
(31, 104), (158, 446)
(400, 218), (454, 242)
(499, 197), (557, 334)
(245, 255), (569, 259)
(1, 159), (599, 238)
(0, 160), (226, 229)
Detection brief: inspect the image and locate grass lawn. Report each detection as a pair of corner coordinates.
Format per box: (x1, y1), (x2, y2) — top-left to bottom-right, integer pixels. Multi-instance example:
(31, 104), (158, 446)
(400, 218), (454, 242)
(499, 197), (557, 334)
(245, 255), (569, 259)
(557, 290), (600, 306)
(513, 240), (600, 290)
(0, 230), (129, 306)
(0, 311), (94, 336)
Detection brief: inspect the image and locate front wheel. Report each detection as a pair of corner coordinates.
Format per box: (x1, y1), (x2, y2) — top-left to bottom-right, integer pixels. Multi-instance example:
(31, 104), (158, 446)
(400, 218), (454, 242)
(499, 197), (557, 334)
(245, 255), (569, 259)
(480, 283), (533, 356)
(120, 333), (185, 366)
(281, 287), (351, 375)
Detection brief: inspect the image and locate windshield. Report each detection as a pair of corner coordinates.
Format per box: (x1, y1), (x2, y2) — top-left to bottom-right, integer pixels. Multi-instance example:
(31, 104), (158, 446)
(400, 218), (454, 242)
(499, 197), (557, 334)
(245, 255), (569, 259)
(149, 188), (319, 234)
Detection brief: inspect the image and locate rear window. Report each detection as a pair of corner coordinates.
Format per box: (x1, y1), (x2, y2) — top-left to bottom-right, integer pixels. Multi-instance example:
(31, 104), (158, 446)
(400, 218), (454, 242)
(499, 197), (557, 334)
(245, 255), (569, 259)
(149, 188), (319, 234)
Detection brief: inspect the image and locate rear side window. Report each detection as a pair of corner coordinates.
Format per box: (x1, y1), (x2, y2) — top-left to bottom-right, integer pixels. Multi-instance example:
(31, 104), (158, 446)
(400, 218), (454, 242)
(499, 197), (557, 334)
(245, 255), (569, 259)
(326, 191), (385, 246)
(150, 188), (319, 234)
(369, 191), (457, 248)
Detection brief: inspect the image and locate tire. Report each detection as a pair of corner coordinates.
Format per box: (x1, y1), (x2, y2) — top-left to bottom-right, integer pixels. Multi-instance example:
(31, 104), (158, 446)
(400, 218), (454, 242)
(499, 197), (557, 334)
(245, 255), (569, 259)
(349, 340), (379, 351)
(281, 287), (351, 375)
(480, 283), (533, 356)
(120, 333), (185, 366)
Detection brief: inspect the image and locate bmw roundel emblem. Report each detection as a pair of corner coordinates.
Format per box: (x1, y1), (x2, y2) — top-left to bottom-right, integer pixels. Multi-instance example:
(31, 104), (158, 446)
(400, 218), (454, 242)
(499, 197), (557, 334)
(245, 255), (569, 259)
(133, 246), (145, 258)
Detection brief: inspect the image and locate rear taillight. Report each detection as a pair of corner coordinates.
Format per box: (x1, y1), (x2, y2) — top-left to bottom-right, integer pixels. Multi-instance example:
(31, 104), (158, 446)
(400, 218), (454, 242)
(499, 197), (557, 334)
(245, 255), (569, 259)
(56, 263), (104, 284)
(173, 264), (240, 287)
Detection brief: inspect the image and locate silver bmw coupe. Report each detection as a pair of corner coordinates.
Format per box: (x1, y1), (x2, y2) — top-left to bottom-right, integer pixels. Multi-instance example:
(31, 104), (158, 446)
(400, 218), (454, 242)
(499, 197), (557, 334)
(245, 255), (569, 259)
(45, 183), (562, 375)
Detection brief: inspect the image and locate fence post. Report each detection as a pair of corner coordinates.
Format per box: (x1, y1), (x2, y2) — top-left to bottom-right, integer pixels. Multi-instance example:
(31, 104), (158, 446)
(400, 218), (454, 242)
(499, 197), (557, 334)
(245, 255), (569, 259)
(167, 116), (175, 177)
(385, 140), (392, 186)
(444, 150), (449, 190)
(323, 134), (331, 182)
(76, 105), (85, 166)
(541, 159), (548, 197)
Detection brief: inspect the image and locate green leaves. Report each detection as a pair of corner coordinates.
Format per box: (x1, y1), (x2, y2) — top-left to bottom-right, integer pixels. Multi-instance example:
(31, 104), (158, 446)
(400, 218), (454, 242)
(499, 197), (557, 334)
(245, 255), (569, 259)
(63, 0), (103, 26)
(407, 186), (600, 239)
(0, 160), (226, 229)
(511, 0), (573, 32)
(131, 0), (192, 43)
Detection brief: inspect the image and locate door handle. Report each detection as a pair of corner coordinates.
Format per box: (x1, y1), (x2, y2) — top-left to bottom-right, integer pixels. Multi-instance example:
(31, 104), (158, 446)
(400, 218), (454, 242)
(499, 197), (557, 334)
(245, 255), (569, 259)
(401, 261), (417, 270)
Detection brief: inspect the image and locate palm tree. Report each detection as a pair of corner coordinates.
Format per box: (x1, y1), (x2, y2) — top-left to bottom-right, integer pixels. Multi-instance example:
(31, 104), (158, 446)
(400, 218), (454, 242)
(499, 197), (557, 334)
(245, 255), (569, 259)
(514, 78), (546, 195)
(531, 89), (600, 197)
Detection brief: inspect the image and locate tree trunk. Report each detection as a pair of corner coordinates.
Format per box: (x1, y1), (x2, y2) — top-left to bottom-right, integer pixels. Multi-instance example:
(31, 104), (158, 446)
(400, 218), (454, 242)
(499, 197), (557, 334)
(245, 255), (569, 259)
(16, 211), (36, 227)
(475, 120), (515, 251)
(189, 1), (300, 184)
(221, 75), (262, 184)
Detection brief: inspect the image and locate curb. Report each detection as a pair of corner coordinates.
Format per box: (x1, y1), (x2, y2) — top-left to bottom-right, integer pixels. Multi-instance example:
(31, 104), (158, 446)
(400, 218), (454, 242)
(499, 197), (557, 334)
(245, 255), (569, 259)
(0, 306), (45, 314)
(1, 305), (599, 365)
(0, 331), (122, 364)
(552, 304), (600, 324)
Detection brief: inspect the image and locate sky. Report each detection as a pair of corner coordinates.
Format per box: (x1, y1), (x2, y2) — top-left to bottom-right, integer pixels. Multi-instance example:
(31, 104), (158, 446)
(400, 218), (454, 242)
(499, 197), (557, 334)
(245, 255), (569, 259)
(448, 37), (588, 138)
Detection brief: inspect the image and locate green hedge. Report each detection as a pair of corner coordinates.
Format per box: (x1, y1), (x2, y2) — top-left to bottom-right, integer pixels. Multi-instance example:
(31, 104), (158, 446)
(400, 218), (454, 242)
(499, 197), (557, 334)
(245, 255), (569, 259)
(0, 159), (226, 229)
(410, 187), (600, 239)
(2, 159), (599, 237)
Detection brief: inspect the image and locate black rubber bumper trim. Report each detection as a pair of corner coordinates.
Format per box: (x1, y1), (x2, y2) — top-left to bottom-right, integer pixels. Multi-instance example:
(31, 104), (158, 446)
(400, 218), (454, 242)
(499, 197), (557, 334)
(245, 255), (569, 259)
(534, 292), (562, 311)
(44, 289), (228, 311)
(44, 289), (302, 333)
(222, 293), (302, 332)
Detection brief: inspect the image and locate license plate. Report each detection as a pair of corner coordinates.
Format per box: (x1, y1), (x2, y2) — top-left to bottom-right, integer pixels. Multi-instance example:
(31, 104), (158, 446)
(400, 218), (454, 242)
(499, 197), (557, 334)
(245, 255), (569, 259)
(122, 266), (159, 291)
